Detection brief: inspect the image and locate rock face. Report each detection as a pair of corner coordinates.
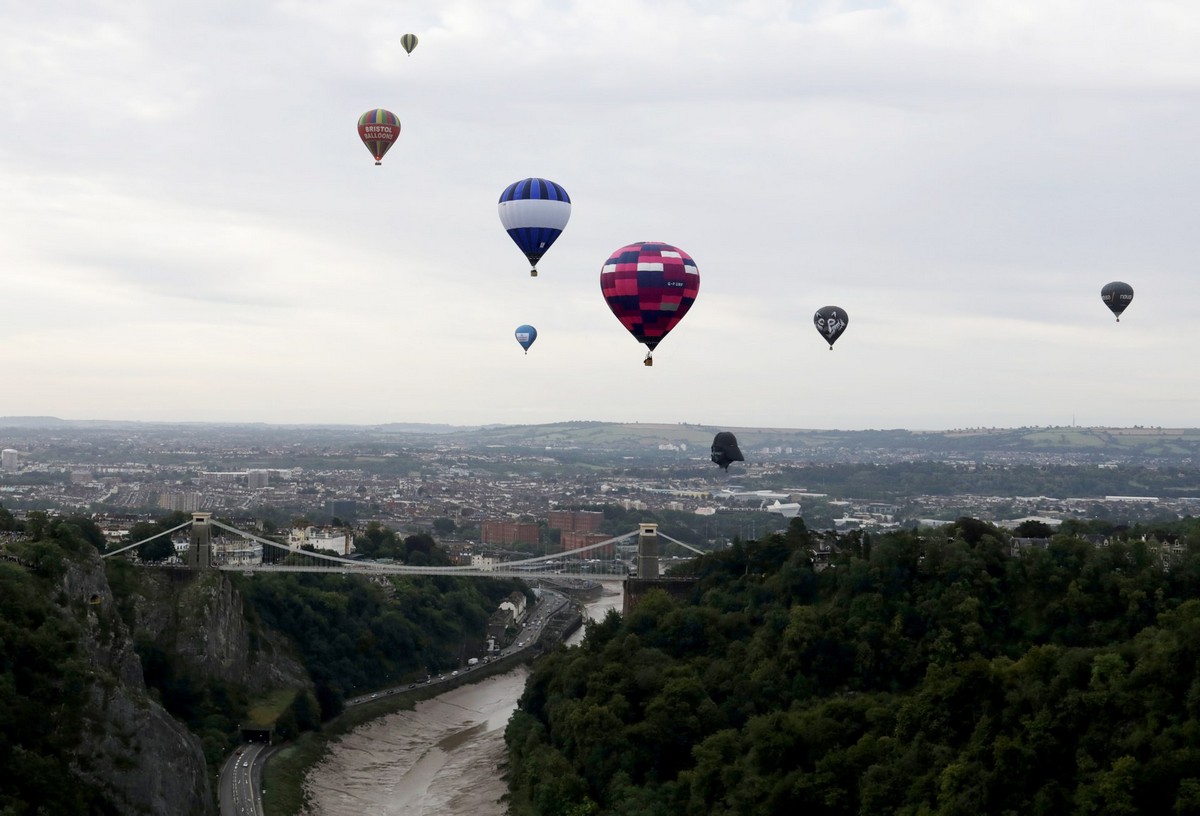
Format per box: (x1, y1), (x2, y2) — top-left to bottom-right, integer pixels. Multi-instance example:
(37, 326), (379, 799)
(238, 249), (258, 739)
(129, 569), (310, 693)
(61, 557), (215, 815)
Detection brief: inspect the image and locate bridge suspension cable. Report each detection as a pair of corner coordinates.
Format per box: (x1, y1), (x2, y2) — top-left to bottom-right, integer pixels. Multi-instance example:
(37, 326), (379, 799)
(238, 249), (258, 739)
(655, 531), (708, 556)
(105, 516), (703, 579)
(101, 519), (193, 559)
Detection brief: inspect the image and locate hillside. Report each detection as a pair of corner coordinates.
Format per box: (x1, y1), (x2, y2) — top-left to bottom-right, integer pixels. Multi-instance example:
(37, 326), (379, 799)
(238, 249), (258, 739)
(506, 519), (1200, 814)
(5, 417), (1200, 464)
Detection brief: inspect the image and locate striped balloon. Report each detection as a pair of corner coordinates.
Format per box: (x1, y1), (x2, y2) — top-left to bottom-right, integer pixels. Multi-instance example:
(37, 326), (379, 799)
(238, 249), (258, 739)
(600, 242), (700, 365)
(357, 109), (401, 165)
(401, 33), (418, 55)
(498, 178), (571, 276)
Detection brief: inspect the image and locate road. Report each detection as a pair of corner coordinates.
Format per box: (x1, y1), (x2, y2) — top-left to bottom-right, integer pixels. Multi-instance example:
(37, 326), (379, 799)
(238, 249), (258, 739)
(217, 589), (574, 814)
(219, 741), (269, 816)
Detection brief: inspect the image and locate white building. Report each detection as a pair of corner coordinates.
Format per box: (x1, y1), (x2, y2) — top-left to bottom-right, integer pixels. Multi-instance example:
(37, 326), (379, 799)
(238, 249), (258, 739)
(1, 449), (18, 471)
(499, 590), (527, 623)
(289, 526), (351, 554)
(211, 536), (262, 567)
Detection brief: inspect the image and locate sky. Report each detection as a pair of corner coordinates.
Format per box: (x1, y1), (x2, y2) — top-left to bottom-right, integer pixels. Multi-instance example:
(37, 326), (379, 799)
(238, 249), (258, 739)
(3, 0), (1199, 430)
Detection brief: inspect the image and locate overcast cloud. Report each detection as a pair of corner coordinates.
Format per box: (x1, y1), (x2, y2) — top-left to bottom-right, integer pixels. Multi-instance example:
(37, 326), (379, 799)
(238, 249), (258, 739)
(2, 0), (1198, 429)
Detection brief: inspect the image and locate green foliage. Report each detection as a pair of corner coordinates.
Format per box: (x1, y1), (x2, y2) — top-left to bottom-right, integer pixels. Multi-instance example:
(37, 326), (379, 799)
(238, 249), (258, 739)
(0, 541), (114, 813)
(126, 513), (185, 562)
(351, 521), (452, 565)
(238, 572), (519, 716)
(506, 522), (1200, 815)
(0, 504), (15, 532)
(1014, 519), (1055, 538)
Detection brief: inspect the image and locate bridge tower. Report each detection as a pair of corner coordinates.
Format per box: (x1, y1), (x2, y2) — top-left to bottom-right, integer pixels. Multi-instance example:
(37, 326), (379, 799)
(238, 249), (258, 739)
(185, 512), (213, 570)
(636, 522), (659, 579)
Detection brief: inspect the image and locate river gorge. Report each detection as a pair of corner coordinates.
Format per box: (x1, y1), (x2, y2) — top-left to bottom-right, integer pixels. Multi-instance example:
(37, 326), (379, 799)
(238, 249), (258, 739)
(301, 589), (624, 815)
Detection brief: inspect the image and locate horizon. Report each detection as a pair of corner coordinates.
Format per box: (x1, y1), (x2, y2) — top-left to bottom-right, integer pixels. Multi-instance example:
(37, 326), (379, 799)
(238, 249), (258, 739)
(1, 414), (1195, 434)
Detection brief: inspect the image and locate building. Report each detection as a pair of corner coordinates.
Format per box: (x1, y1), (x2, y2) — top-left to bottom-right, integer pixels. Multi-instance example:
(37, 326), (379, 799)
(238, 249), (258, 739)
(562, 530), (614, 556)
(159, 491), (202, 512)
(288, 526), (351, 555)
(327, 499), (359, 519)
(547, 509), (604, 534)
(499, 590), (527, 623)
(481, 520), (539, 546)
(2, 449), (19, 470)
(211, 535), (262, 567)
(246, 469), (270, 489)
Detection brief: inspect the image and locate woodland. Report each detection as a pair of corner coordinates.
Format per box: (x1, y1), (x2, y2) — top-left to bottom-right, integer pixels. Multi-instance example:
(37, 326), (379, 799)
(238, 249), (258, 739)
(506, 517), (1200, 815)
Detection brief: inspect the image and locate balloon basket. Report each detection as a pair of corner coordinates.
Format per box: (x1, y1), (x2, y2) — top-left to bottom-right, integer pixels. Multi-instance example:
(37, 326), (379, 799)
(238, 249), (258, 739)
(375, 161), (381, 166)
(643, 355), (654, 367)
(530, 268), (538, 277)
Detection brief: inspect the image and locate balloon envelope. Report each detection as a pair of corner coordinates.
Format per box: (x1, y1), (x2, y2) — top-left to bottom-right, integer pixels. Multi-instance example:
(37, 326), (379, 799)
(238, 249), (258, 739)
(401, 33), (418, 54)
(711, 431), (744, 470)
(600, 242), (700, 360)
(813, 306), (849, 349)
(1101, 281), (1133, 321)
(515, 324), (538, 353)
(357, 109), (400, 165)
(498, 178), (571, 275)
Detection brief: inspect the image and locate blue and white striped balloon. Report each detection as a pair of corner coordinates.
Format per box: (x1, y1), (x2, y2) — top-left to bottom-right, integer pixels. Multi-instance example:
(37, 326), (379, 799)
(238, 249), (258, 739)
(498, 178), (571, 277)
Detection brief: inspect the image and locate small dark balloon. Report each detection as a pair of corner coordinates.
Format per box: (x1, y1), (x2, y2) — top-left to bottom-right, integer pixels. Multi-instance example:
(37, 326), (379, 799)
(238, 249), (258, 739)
(1101, 281), (1133, 321)
(813, 306), (849, 349)
(711, 431), (745, 471)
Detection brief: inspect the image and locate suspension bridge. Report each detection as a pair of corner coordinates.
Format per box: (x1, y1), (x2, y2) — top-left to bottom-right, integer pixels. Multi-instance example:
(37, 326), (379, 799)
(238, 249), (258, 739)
(101, 513), (706, 585)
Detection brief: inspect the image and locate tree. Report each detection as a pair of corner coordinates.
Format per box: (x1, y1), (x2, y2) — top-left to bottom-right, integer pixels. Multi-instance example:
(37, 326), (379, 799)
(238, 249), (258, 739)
(1015, 519), (1054, 538)
(432, 517), (457, 536)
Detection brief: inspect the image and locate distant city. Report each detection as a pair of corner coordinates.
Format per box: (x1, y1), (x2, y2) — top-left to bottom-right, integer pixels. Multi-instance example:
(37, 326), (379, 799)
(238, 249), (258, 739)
(3, 419), (1199, 555)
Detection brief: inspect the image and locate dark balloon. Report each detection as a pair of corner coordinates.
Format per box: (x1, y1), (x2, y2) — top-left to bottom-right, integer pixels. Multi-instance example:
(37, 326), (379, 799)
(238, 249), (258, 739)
(1101, 281), (1133, 321)
(813, 305), (849, 349)
(711, 431), (744, 471)
(401, 33), (418, 55)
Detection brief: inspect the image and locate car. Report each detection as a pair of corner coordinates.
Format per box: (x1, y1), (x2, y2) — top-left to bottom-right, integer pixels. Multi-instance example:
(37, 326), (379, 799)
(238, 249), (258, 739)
(242, 761), (249, 768)
(451, 670), (459, 676)
(408, 683), (416, 689)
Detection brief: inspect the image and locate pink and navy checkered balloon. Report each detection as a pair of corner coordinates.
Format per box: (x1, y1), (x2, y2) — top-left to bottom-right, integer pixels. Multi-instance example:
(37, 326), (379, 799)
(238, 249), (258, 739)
(600, 242), (700, 357)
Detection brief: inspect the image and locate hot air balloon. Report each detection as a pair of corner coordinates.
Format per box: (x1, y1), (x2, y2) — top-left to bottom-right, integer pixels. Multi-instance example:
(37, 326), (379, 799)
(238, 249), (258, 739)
(357, 109), (400, 165)
(600, 242), (700, 365)
(498, 178), (571, 276)
(711, 432), (744, 471)
(401, 33), (418, 55)
(813, 306), (849, 349)
(515, 324), (538, 354)
(1101, 281), (1134, 321)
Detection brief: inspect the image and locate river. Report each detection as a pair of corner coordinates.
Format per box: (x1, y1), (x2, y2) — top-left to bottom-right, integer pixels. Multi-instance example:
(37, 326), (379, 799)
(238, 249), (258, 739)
(302, 587), (624, 815)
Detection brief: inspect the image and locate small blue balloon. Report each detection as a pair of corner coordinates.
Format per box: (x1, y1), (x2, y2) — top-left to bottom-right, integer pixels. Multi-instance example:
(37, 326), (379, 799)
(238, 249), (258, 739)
(514, 324), (538, 353)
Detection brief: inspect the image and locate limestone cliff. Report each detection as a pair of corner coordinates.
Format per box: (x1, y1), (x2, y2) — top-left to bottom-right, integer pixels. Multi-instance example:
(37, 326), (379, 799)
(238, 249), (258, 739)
(60, 556), (215, 815)
(125, 569), (309, 694)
